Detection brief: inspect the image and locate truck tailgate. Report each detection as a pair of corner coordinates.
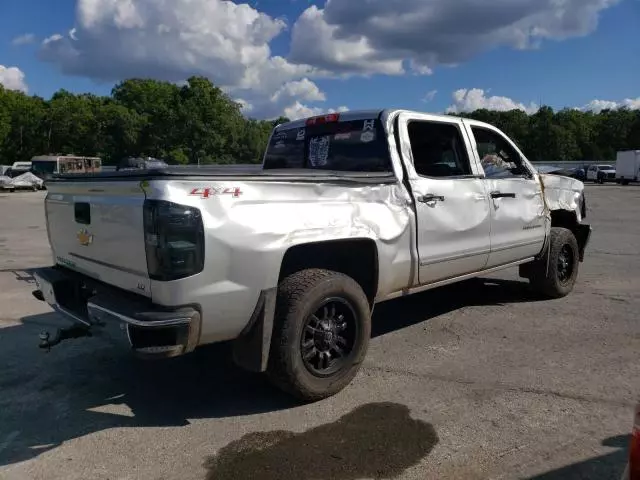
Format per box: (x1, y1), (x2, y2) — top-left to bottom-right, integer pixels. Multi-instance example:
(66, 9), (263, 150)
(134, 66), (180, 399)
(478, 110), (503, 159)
(45, 181), (151, 297)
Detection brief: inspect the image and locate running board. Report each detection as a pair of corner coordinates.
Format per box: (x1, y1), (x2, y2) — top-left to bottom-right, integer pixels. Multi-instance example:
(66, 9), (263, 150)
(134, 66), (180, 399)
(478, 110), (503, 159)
(378, 257), (535, 303)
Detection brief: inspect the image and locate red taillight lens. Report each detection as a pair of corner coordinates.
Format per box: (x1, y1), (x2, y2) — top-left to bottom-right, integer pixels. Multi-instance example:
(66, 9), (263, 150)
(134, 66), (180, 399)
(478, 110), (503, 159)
(143, 200), (204, 281)
(306, 113), (340, 126)
(629, 404), (640, 480)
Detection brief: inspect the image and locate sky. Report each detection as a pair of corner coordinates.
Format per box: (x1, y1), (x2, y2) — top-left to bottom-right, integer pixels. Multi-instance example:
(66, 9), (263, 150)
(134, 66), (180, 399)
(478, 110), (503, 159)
(0, 0), (639, 120)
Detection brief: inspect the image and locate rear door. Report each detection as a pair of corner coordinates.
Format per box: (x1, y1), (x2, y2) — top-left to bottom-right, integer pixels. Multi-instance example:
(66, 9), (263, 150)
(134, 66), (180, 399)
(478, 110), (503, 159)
(464, 121), (546, 268)
(397, 113), (492, 285)
(45, 180), (151, 296)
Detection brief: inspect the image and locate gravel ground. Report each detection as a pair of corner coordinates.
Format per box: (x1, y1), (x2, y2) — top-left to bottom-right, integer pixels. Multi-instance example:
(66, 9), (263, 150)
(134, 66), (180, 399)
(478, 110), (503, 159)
(0, 184), (638, 480)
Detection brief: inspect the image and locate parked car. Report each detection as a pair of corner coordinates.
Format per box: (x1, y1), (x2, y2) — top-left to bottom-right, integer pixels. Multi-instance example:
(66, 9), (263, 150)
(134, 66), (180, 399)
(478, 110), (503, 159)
(586, 164), (616, 183)
(116, 157), (169, 171)
(0, 175), (16, 192)
(32, 109), (592, 401)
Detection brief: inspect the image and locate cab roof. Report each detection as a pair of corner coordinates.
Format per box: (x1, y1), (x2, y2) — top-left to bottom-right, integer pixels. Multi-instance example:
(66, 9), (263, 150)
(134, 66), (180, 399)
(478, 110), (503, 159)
(274, 109), (467, 131)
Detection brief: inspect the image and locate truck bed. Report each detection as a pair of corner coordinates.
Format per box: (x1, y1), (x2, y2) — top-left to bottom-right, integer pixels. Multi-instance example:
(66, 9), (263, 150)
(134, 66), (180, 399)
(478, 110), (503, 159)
(50, 165), (397, 184)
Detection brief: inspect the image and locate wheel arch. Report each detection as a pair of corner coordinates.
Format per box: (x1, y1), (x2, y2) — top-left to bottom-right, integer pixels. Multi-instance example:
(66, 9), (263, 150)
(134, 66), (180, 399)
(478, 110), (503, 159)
(232, 237), (380, 374)
(550, 209), (590, 262)
(278, 238), (380, 306)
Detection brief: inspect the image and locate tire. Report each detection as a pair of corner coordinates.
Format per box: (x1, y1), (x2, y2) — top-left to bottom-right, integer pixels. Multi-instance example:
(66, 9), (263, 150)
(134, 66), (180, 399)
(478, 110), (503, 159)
(267, 268), (371, 402)
(529, 227), (580, 299)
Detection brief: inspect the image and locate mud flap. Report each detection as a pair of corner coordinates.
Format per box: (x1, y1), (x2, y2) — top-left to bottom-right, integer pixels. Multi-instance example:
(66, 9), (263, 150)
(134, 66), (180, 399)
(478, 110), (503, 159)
(232, 288), (277, 373)
(574, 224), (592, 261)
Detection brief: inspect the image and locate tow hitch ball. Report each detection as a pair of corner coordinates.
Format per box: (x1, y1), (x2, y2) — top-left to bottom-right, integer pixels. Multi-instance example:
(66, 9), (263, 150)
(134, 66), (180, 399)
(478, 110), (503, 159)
(39, 325), (92, 352)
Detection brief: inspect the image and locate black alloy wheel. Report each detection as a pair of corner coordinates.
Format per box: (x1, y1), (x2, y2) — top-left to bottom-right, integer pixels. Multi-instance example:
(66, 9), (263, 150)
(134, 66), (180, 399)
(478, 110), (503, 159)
(300, 298), (358, 377)
(557, 244), (575, 284)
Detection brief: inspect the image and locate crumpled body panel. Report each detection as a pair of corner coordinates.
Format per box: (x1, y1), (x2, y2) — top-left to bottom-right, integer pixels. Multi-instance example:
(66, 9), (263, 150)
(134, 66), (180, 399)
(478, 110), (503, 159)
(147, 178), (415, 342)
(539, 173), (585, 219)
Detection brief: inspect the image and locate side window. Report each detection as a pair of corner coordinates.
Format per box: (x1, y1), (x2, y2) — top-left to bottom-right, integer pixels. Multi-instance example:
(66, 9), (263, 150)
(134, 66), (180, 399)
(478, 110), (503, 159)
(407, 121), (472, 178)
(471, 127), (529, 179)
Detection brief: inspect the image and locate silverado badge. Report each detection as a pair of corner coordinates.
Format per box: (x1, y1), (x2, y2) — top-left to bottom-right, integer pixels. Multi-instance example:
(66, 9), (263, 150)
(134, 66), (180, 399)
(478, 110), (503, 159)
(77, 228), (94, 246)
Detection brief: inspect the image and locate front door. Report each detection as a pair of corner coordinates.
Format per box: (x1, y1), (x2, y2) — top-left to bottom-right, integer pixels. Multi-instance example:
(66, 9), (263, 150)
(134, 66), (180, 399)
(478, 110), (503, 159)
(397, 113), (492, 285)
(464, 122), (547, 267)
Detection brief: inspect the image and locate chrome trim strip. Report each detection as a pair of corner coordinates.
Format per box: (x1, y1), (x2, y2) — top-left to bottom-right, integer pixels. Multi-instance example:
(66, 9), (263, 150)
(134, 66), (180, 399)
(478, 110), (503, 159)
(87, 302), (192, 328)
(490, 239), (544, 253)
(53, 305), (92, 327)
(420, 249), (491, 267)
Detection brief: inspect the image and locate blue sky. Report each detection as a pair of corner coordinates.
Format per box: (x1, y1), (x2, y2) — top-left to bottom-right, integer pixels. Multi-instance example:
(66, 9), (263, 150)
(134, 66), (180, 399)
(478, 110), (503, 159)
(0, 0), (638, 118)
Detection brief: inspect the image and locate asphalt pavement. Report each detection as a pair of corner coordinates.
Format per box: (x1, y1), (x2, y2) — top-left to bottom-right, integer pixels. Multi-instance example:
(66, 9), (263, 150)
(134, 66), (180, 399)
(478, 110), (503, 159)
(0, 185), (638, 480)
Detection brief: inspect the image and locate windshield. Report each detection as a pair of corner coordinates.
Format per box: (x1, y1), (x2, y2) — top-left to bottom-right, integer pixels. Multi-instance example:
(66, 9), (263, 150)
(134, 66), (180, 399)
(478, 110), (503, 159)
(31, 160), (57, 174)
(263, 117), (392, 172)
(598, 165), (613, 169)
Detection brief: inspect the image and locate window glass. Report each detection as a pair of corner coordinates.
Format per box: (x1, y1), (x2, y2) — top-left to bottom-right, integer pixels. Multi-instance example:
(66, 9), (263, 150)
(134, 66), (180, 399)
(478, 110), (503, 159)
(471, 127), (528, 179)
(31, 161), (56, 174)
(263, 118), (392, 172)
(407, 121), (472, 177)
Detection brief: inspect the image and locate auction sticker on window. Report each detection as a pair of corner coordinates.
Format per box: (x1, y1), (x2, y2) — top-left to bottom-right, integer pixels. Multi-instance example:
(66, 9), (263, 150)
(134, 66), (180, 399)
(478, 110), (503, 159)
(308, 136), (330, 167)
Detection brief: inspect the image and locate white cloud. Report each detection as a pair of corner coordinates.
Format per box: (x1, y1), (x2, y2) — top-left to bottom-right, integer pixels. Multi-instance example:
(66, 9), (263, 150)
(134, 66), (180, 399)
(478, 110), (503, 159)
(446, 88), (538, 114)
(0, 65), (28, 92)
(422, 90), (438, 103)
(284, 103), (349, 121)
(290, 0), (620, 76)
(11, 33), (36, 46)
(289, 5), (405, 76)
(270, 78), (325, 104)
(247, 78), (329, 119)
(581, 97), (640, 113)
(38, 0), (321, 118)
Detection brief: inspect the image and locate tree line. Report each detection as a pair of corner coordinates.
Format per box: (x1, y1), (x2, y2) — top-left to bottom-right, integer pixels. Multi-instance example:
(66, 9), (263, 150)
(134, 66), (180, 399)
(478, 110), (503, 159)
(1, 76), (638, 166)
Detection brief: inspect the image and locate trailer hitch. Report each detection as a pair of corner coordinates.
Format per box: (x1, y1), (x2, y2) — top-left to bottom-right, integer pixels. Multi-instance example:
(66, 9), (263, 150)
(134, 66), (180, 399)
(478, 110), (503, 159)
(39, 325), (92, 352)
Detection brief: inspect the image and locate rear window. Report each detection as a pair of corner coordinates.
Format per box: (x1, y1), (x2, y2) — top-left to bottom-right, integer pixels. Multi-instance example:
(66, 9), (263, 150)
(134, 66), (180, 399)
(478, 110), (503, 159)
(263, 118), (392, 172)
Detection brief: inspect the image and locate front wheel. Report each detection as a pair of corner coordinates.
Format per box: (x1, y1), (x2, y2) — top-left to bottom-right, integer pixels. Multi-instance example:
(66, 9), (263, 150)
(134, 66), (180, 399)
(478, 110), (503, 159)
(529, 227), (580, 299)
(267, 269), (371, 402)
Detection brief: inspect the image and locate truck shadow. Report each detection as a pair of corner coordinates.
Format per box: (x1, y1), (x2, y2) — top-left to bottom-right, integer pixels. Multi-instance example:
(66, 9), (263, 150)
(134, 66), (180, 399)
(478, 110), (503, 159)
(0, 276), (535, 467)
(372, 277), (543, 338)
(0, 268), (37, 285)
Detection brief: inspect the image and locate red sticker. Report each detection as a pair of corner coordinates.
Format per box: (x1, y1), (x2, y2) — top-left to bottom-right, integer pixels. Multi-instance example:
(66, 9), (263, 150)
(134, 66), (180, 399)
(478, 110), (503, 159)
(189, 187), (242, 198)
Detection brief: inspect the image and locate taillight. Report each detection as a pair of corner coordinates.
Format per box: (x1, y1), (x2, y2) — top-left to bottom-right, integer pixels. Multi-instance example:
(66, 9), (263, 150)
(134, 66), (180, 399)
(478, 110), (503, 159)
(305, 113), (340, 125)
(143, 200), (204, 281)
(629, 403), (640, 480)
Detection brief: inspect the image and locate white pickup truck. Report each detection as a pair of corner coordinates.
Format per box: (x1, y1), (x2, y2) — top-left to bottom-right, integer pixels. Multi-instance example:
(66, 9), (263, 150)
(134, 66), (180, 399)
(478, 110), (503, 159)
(32, 109), (591, 401)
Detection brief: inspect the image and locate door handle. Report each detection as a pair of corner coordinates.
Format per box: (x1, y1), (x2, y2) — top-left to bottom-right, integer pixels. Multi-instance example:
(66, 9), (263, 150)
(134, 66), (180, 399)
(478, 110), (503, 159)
(490, 191), (516, 199)
(417, 194), (445, 203)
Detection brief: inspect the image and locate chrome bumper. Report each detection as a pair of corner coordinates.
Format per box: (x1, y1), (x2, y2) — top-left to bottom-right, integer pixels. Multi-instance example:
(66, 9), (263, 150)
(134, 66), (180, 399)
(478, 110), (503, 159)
(33, 266), (201, 358)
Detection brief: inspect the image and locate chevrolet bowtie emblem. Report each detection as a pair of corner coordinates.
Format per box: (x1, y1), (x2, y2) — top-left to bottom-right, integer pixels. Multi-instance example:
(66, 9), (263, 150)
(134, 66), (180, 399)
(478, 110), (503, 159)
(77, 228), (94, 246)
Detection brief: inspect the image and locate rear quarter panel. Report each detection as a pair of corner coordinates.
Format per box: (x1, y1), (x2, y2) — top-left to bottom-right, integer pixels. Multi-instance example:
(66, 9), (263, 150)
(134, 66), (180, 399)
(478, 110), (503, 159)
(145, 178), (415, 343)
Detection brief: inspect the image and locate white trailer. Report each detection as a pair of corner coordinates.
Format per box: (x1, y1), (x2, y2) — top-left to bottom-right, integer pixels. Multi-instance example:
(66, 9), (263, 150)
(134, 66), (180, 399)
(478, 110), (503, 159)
(616, 151), (640, 185)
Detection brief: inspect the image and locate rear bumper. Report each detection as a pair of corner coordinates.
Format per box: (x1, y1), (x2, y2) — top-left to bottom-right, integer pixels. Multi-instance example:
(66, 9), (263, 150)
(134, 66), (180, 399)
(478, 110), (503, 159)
(33, 266), (202, 358)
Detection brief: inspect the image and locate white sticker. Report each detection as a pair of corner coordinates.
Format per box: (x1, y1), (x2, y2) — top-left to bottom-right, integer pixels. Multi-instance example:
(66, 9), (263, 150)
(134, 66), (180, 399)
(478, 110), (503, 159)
(296, 128), (305, 141)
(360, 131), (375, 143)
(334, 133), (351, 140)
(308, 136), (330, 167)
(362, 119), (375, 131)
